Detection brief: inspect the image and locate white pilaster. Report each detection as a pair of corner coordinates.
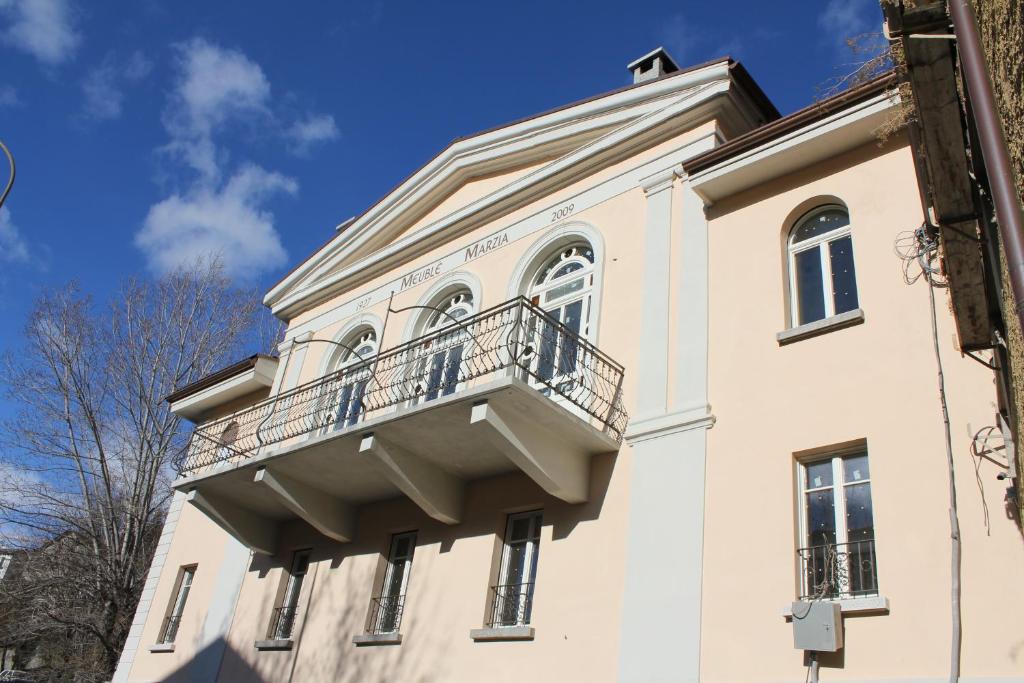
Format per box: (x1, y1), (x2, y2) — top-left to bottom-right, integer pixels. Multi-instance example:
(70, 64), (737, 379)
(633, 166), (681, 421)
(112, 492), (186, 683)
(673, 180), (711, 416)
(618, 175), (713, 683)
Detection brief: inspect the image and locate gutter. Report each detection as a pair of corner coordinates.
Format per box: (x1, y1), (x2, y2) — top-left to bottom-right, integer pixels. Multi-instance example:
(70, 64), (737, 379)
(948, 0), (1024, 336)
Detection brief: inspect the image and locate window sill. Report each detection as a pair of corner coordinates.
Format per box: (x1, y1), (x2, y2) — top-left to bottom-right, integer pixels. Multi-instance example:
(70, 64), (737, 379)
(352, 633), (403, 646)
(470, 626), (535, 642)
(148, 643), (175, 653)
(782, 595), (889, 618)
(254, 639), (293, 651)
(777, 308), (865, 346)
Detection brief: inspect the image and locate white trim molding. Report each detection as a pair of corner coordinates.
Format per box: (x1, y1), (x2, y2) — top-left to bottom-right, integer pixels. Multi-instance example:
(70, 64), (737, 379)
(266, 61), (768, 319)
(624, 406), (715, 445)
(316, 312), (384, 377)
(399, 270), (483, 344)
(506, 221), (607, 346)
(689, 91), (901, 204)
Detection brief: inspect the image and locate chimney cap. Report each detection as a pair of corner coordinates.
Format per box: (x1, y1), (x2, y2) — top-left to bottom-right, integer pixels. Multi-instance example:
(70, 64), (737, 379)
(627, 47), (681, 84)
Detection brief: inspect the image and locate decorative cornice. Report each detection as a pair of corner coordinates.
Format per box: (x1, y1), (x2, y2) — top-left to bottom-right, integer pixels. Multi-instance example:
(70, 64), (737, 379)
(624, 405), (715, 445)
(640, 165), (684, 196)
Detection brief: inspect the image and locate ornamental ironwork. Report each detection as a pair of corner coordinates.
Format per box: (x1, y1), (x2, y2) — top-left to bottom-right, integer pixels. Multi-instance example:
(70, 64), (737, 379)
(174, 296), (627, 476)
(797, 539), (879, 600)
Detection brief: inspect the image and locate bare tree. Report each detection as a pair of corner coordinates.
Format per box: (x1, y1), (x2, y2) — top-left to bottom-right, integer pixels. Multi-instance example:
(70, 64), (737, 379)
(0, 258), (264, 681)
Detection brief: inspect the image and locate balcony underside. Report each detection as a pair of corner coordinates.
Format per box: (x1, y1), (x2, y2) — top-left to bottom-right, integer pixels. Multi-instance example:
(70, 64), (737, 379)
(175, 376), (619, 554)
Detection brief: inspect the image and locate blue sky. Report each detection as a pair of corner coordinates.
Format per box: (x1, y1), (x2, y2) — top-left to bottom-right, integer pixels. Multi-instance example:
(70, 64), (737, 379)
(0, 0), (884, 403)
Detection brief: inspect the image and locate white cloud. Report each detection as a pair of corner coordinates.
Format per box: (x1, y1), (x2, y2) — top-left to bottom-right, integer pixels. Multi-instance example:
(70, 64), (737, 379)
(660, 13), (743, 65)
(286, 113), (339, 155)
(138, 38), (337, 279)
(0, 84), (20, 107)
(81, 50), (152, 121)
(0, 0), (80, 66)
(0, 207), (30, 264)
(163, 37), (271, 180)
(818, 0), (879, 44)
(136, 164), (295, 279)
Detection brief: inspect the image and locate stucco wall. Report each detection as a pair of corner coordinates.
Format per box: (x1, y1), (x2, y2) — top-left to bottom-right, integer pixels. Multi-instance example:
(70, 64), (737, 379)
(702, 136), (1024, 681)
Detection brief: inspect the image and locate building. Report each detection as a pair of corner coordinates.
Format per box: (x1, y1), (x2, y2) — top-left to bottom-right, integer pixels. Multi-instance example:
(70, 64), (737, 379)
(883, 0), (1024, 527)
(113, 49), (1024, 683)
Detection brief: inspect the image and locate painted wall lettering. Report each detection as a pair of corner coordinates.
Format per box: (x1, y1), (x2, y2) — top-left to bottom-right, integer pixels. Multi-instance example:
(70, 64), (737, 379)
(464, 232), (509, 261)
(550, 202), (575, 223)
(400, 262), (444, 291)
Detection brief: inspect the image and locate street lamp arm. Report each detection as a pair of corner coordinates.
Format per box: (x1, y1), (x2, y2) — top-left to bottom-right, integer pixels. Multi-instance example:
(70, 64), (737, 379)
(0, 139), (14, 210)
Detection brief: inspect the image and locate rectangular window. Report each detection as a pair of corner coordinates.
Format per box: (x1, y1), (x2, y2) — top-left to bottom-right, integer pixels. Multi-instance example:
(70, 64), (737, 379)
(0, 554), (11, 582)
(270, 550), (310, 640)
(160, 565), (196, 644)
(798, 450), (877, 600)
(489, 511), (542, 627)
(366, 532), (416, 635)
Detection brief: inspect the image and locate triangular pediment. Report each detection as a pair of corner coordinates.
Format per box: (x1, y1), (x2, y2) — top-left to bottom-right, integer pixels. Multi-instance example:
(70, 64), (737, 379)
(267, 58), (775, 319)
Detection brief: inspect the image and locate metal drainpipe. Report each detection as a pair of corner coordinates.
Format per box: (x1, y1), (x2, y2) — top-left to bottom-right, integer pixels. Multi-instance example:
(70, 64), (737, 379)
(948, 0), (1024, 334)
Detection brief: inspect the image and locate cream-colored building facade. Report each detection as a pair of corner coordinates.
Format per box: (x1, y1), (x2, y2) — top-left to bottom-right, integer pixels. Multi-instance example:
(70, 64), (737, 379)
(113, 50), (1024, 683)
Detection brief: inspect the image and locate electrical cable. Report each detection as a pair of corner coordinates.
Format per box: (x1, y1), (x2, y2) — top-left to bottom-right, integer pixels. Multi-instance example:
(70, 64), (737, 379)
(894, 224), (962, 682)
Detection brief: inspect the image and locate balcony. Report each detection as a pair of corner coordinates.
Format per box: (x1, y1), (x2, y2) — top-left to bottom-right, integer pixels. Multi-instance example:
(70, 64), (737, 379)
(173, 297), (628, 554)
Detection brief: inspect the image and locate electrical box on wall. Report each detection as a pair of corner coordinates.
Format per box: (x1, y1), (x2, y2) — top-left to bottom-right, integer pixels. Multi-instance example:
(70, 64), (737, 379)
(791, 601), (844, 652)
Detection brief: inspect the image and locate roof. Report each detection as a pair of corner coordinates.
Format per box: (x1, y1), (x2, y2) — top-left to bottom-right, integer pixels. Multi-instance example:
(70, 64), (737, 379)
(683, 72), (898, 175)
(266, 57), (780, 297)
(164, 354), (275, 404)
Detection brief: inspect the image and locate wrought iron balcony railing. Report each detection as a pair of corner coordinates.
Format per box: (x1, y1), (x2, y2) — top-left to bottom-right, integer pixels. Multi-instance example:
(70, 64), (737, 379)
(267, 605), (299, 641)
(797, 539), (878, 600)
(158, 614), (182, 644)
(364, 594), (406, 635)
(175, 297), (628, 476)
(486, 582), (535, 627)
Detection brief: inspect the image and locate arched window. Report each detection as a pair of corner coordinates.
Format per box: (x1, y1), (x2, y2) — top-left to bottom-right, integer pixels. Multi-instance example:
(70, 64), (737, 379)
(527, 243), (595, 385)
(415, 290), (475, 402)
(788, 206), (858, 327)
(327, 329), (377, 430)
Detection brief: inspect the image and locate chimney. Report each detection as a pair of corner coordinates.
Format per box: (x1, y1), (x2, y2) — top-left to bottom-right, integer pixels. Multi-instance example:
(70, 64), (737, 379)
(627, 47), (680, 84)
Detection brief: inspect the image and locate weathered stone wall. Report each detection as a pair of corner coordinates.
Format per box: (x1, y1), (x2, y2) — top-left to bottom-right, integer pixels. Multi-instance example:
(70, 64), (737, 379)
(971, 0), (1024, 522)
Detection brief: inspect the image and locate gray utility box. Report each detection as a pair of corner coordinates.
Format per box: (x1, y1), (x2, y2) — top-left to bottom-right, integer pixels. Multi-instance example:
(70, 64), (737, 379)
(791, 601), (843, 652)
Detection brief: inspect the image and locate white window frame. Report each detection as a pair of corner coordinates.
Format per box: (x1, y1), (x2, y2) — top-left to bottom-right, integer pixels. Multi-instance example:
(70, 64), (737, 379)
(797, 449), (876, 599)
(412, 291), (475, 403)
(787, 205), (856, 327)
(273, 549), (311, 640)
(373, 531), (416, 634)
(495, 510), (543, 627)
(525, 244), (595, 404)
(160, 565), (196, 644)
(323, 329), (377, 433)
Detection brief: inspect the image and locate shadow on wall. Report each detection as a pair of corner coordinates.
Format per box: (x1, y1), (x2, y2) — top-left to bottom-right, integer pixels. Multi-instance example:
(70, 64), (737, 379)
(159, 638), (268, 683)
(214, 452), (619, 683)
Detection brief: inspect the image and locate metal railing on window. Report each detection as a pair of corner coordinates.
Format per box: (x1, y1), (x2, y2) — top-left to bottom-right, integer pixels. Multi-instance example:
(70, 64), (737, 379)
(267, 605), (299, 641)
(797, 539), (878, 600)
(485, 582), (534, 627)
(364, 595), (406, 635)
(174, 297), (628, 476)
(159, 614), (181, 644)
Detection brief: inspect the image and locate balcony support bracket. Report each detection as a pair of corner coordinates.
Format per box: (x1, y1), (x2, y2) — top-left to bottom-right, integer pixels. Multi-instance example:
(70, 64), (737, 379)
(254, 467), (355, 543)
(359, 433), (464, 524)
(186, 488), (279, 555)
(470, 400), (590, 503)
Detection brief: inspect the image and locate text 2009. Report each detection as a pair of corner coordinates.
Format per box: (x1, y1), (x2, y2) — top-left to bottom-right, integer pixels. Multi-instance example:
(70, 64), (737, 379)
(550, 203), (575, 223)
